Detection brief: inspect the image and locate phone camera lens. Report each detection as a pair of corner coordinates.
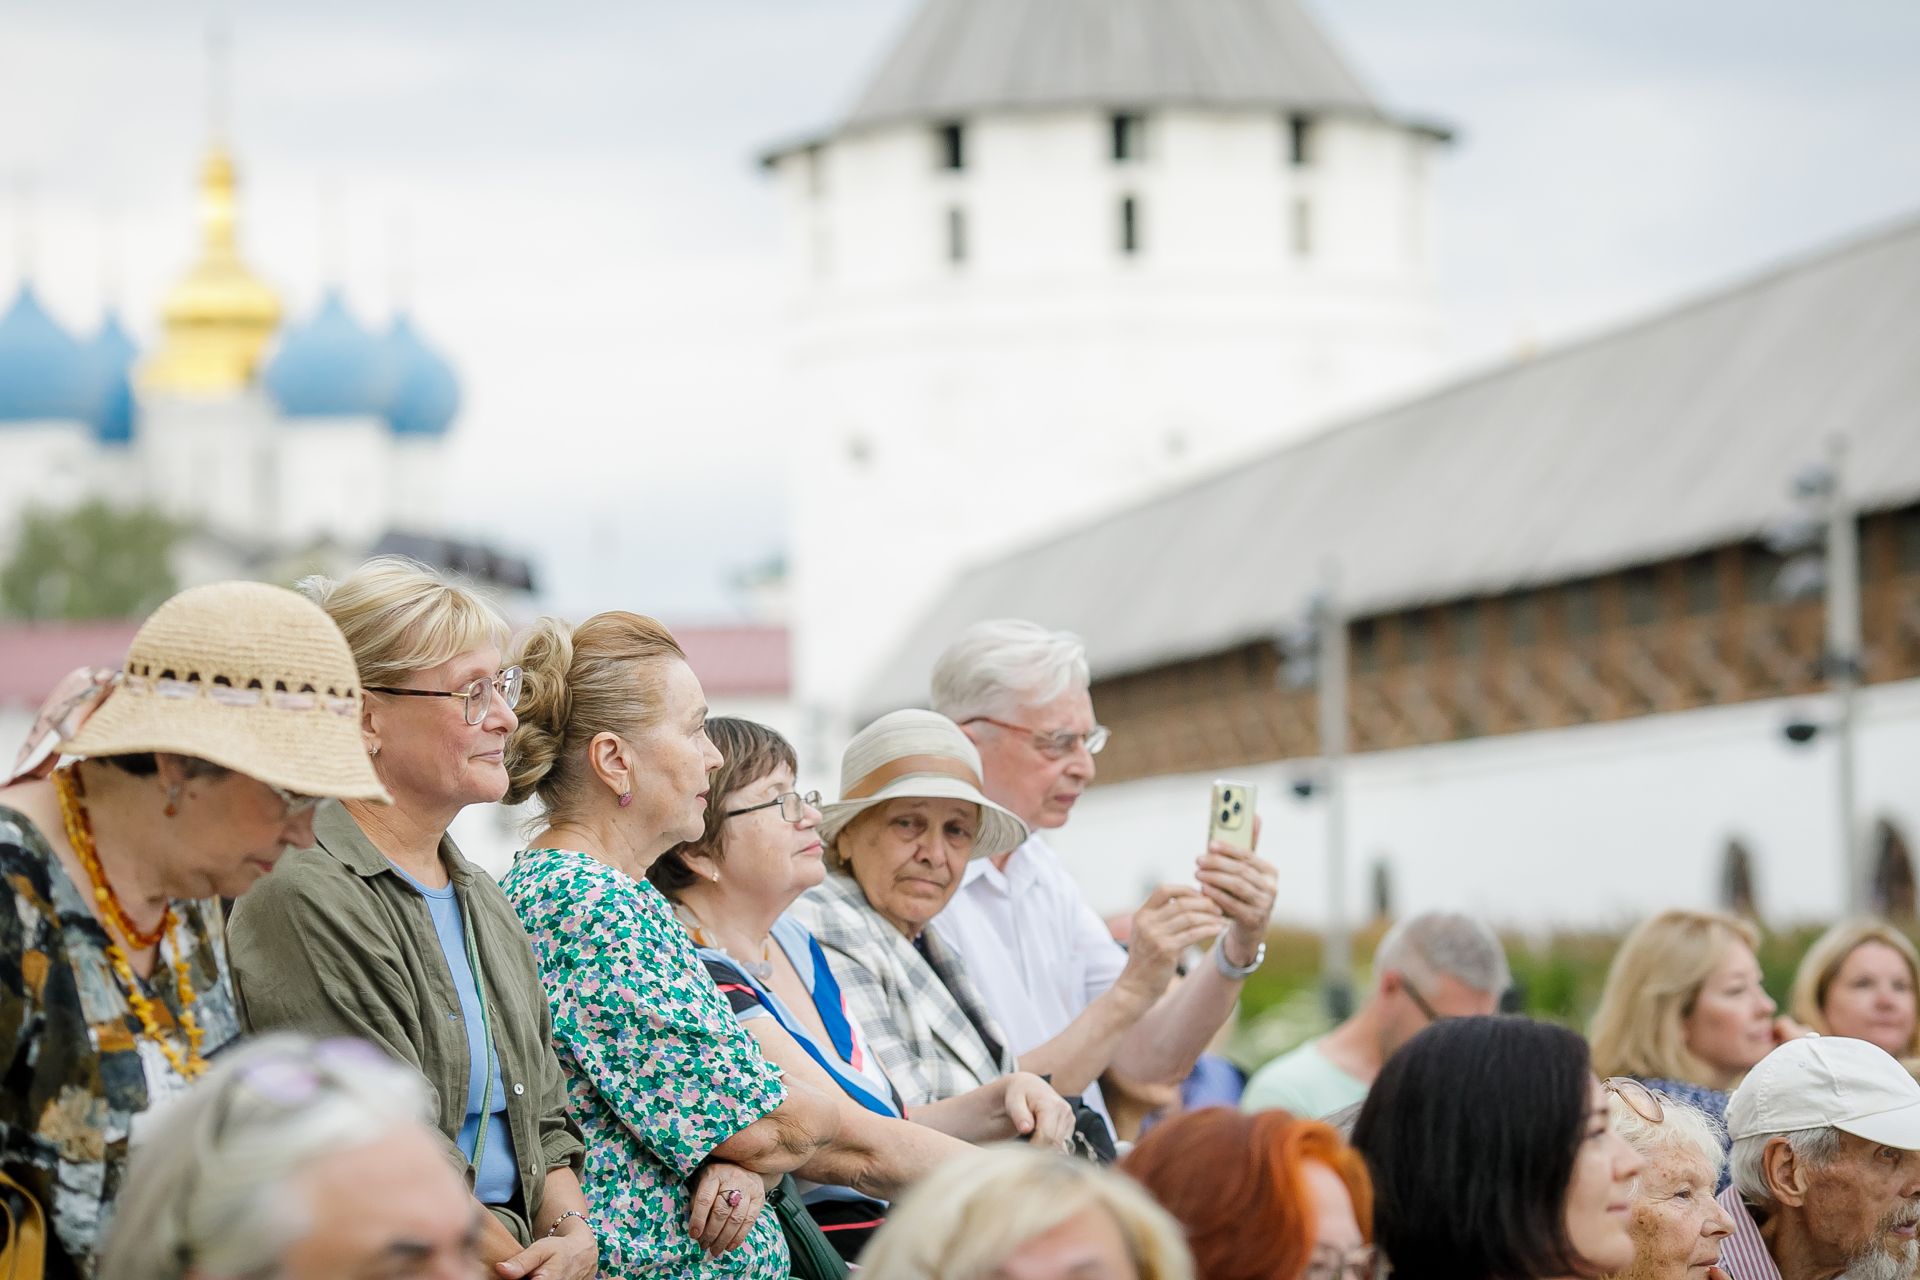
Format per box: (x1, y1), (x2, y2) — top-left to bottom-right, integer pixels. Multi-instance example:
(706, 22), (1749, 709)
(1231, 801), (1242, 815)
(1220, 808), (1232, 823)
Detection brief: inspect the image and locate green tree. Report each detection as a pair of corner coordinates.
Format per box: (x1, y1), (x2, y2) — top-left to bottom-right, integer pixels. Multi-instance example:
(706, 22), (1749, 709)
(0, 500), (186, 620)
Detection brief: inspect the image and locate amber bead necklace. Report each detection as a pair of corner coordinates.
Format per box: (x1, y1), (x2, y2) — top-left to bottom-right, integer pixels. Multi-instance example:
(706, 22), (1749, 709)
(52, 764), (208, 1080)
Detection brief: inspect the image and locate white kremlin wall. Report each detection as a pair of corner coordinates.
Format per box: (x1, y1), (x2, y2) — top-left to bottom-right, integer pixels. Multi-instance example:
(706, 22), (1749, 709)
(1043, 679), (1920, 931)
(773, 108), (1447, 723)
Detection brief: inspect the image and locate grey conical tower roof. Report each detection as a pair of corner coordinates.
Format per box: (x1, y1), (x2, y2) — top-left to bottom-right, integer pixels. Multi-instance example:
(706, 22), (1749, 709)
(764, 0), (1443, 160)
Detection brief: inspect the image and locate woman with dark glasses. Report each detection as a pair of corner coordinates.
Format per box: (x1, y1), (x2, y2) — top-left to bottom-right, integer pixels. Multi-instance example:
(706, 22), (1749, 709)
(101, 1035), (483, 1280)
(228, 557), (595, 1280)
(1352, 1017), (1645, 1280)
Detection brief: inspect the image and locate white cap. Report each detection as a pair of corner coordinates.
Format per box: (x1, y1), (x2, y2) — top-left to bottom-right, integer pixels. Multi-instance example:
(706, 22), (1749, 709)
(1727, 1036), (1920, 1149)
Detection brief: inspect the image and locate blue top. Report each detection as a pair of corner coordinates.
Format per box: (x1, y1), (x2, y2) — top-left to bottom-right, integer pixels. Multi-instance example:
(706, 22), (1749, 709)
(391, 862), (518, 1204)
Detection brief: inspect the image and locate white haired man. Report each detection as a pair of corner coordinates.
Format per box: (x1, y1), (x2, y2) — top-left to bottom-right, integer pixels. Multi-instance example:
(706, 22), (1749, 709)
(930, 619), (1280, 1131)
(1717, 1036), (1920, 1280)
(99, 1035), (500, 1280)
(1241, 910), (1510, 1117)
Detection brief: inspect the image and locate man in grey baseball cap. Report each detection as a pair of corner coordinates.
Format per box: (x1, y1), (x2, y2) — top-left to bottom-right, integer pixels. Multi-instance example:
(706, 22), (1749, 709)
(1716, 1036), (1920, 1280)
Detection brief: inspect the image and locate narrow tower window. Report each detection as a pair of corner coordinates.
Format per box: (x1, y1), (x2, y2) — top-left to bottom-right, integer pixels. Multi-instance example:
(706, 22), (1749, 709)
(937, 122), (965, 172)
(945, 206), (967, 265)
(1119, 195), (1140, 256)
(1111, 113), (1143, 163)
(1289, 113), (1314, 167)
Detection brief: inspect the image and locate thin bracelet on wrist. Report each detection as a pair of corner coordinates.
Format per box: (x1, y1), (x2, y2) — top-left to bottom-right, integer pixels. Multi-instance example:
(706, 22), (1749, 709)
(547, 1209), (590, 1238)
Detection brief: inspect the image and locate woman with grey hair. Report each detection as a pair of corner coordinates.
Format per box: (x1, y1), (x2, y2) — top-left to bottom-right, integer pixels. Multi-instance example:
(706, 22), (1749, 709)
(1601, 1081), (1735, 1280)
(99, 1034), (484, 1280)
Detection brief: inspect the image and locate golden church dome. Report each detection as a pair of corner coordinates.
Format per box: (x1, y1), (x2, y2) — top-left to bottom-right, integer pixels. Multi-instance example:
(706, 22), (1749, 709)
(141, 145), (282, 394)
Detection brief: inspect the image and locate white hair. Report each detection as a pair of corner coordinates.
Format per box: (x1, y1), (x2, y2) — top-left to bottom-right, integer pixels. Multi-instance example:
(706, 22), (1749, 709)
(931, 619), (1090, 722)
(1730, 1126), (1844, 1206)
(1374, 910), (1511, 996)
(1609, 1091), (1726, 1179)
(98, 1034), (438, 1280)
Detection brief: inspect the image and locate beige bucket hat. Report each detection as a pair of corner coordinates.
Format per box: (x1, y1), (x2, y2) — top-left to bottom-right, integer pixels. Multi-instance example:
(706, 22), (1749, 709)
(819, 709), (1028, 861)
(57, 581), (390, 801)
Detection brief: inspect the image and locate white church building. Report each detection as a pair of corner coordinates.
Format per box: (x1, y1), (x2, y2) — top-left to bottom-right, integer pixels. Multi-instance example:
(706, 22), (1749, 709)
(0, 140), (459, 569)
(763, 0), (1455, 727)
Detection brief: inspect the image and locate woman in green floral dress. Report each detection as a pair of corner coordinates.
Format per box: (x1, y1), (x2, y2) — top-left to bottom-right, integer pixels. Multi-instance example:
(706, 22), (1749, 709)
(501, 611), (842, 1277)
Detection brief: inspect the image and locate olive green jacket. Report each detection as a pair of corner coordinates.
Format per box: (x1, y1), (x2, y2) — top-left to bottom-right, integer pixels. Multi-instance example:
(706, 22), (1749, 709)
(226, 802), (585, 1244)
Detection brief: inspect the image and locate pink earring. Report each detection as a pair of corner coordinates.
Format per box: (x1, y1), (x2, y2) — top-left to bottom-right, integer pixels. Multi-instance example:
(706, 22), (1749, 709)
(618, 791), (632, 808)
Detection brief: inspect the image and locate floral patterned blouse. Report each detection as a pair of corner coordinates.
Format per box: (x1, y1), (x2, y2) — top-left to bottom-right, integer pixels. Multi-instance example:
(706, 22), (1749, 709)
(502, 847), (789, 1279)
(0, 805), (244, 1279)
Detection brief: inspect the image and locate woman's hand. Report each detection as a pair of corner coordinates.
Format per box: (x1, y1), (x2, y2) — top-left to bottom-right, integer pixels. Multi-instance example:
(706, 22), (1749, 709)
(688, 1161), (768, 1257)
(1001, 1072), (1076, 1151)
(1773, 1015), (1816, 1044)
(495, 1222), (597, 1280)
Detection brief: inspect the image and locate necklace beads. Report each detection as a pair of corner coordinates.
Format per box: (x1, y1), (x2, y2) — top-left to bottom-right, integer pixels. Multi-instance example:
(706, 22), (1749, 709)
(52, 765), (169, 950)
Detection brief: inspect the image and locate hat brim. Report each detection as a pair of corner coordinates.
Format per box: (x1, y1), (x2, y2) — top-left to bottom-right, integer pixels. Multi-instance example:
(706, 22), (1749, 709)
(820, 774), (1028, 862)
(1836, 1100), (1920, 1152)
(62, 684), (391, 803)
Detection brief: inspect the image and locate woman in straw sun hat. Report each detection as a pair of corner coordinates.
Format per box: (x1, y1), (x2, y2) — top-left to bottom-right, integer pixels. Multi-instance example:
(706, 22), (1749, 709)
(786, 710), (1063, 1116)
(0, 579), (389, 1279)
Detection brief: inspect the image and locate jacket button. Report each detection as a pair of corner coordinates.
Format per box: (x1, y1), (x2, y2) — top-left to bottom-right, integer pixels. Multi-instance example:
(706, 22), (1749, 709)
(512, 1083), (525, 1096)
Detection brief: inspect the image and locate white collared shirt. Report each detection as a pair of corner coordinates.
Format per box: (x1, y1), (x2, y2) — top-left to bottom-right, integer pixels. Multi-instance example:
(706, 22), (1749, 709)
(933, 833), (1130, 1116)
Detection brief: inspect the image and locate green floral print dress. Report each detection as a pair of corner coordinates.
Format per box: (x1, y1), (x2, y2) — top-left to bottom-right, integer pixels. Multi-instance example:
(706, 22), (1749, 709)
(502, 847), (789, 1279)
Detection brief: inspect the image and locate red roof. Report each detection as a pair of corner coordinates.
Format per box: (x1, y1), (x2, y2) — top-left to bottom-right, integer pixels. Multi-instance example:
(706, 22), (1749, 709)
(0, 621), (141, 708)
(675, 626), (790, 698)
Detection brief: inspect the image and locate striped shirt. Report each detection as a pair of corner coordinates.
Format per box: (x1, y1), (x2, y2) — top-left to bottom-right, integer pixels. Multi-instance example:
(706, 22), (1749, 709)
(1716, 1186), (1783, 1280)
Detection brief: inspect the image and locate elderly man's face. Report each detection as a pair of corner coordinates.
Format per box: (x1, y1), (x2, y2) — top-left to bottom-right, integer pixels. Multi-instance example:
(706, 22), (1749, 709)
(1621, 1142), (1732, 1280)
(967, 687), (1097, 832)
(1797, 1133), (1920, 1280)
(277, 1126), (484, 1279)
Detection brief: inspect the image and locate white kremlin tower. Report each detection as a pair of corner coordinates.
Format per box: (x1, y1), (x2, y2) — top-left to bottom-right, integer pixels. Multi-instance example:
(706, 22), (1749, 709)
(763, 0), (1455, 723)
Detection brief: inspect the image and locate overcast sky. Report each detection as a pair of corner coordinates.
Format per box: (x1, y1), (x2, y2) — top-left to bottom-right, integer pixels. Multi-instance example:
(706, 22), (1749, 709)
(5, 0), (1919, 619)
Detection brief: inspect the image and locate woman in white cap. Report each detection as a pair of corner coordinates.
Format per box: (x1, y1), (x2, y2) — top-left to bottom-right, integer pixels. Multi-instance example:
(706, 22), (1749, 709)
(785, 709), (1044, 1112)
(0, 580), (390, 1278)
(648, 716), (1074, 1259)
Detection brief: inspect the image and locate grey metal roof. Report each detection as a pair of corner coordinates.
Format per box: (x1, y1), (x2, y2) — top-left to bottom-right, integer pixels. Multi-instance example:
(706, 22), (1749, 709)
(863, 212), (1920, 712)
(764, 0), (1437, 162)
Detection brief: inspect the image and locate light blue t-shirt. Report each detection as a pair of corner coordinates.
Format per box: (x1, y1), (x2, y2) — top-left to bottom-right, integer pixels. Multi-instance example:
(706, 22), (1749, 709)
(392, 863), (518, 1204)
(1240, 1037), (1370, 1119)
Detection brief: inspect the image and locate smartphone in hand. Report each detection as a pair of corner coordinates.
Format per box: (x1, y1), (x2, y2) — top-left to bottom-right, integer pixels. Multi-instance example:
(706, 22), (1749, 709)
(1208, 780), (1257, 854)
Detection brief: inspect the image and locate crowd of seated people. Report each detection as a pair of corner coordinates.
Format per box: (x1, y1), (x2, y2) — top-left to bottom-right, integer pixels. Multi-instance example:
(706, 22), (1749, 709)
(6, 565), (1920, 1280)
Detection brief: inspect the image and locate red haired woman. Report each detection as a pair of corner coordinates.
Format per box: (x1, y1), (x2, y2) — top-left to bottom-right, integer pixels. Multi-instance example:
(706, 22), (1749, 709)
(1120, 1107), (1376, 1280)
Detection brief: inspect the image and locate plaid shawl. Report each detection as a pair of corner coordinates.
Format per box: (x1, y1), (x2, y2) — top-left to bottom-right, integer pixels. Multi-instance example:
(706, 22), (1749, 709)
(786, 871), (1018, 1107)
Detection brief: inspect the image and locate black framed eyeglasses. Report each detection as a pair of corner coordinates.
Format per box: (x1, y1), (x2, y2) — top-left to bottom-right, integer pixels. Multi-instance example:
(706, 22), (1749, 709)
(961, 716), (1110, 760)
(724, 790), (822, 823)
(365, 666), (524, 726)
(1402, 975), (1447, 1024)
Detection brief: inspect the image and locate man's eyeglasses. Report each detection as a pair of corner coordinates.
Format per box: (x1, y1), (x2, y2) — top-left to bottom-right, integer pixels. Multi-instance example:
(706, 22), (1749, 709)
(1603, 1076), (1666, 1125)
(365, 666), (525, 726)
(1305, 1244), (1389, 1280)
(1401, 975), (1447, 1024)
(961, 716), (1110, 760)
(724, 790), (822, 823)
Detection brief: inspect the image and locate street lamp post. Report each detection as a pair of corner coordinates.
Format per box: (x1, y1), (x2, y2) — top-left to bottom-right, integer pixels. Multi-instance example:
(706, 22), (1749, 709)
(1314, 565), (1354, 1019)
(1823, 437), (1865, 913)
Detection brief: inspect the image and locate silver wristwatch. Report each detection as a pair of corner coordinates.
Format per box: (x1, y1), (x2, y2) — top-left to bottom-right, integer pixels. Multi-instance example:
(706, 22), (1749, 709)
(1213, 938), (1266, 979)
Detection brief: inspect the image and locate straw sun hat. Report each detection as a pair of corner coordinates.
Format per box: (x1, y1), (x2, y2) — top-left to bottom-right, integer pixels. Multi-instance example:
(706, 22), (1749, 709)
(57, 581), (390, 801)
(819, 709), (1028, 861)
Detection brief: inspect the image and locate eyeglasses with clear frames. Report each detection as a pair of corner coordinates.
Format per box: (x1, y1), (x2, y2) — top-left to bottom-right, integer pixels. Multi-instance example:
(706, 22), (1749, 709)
(1304, 1243), (1389, 1280)
(724, 790), (823, 823)
(365, 666), (525, 726)
(961, 716), (1110, 759)
(265, 782), (324, 820)
(1603, 1076), (1666, 1124)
